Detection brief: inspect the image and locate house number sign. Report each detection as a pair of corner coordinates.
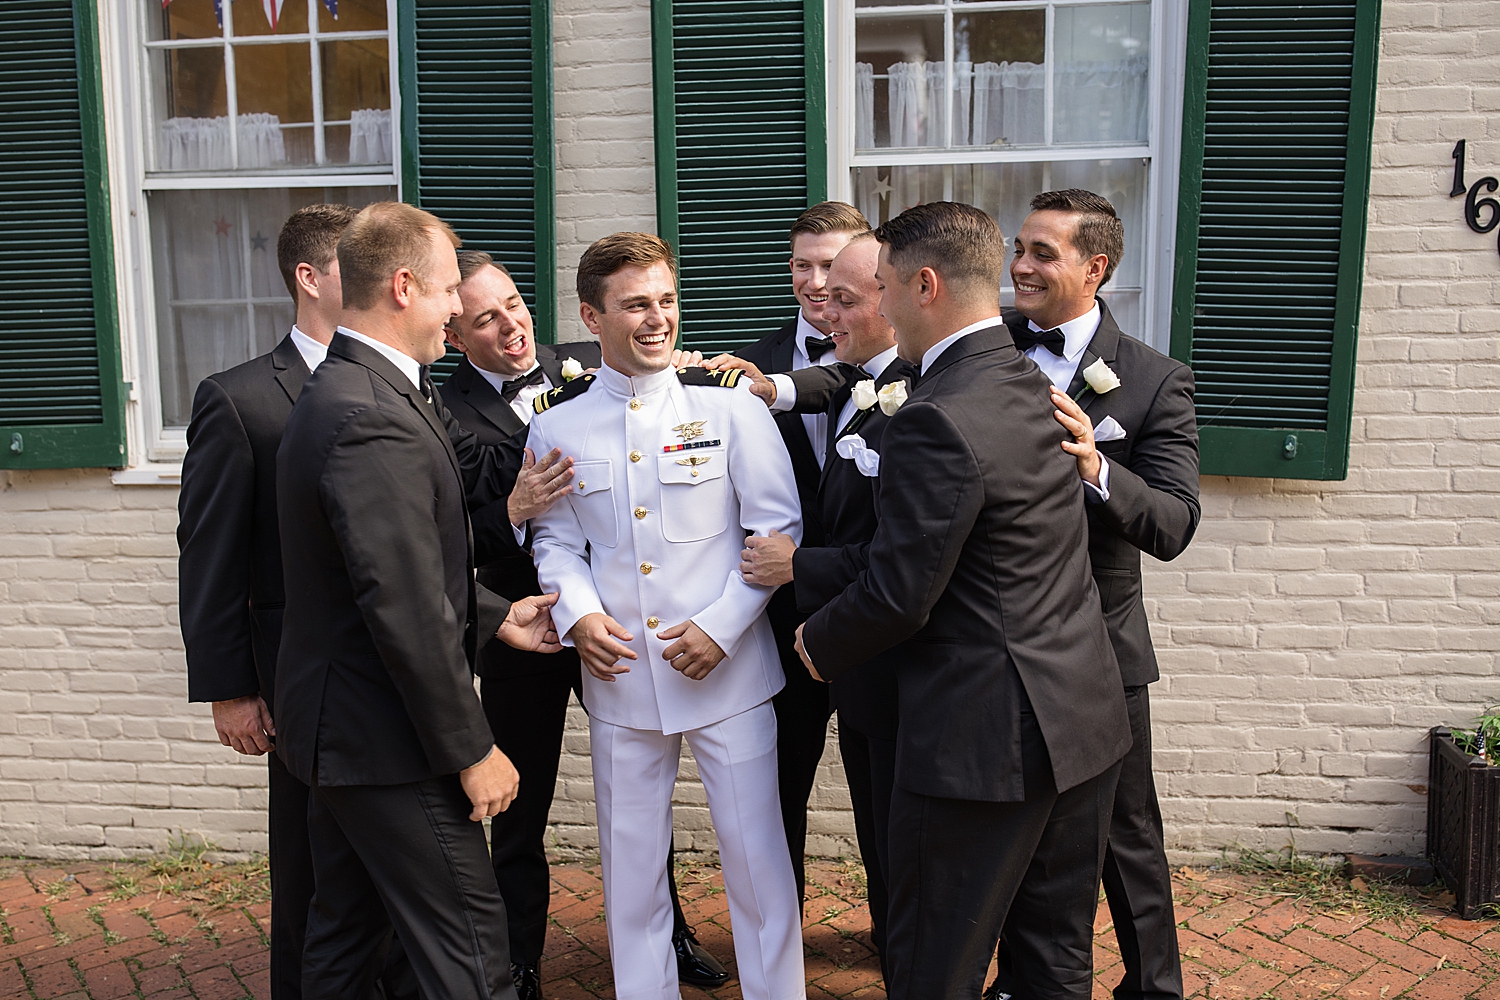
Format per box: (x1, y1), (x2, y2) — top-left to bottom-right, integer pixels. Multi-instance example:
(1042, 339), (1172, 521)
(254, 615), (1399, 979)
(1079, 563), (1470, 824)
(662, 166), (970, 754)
(1452, 140), (1500, 257)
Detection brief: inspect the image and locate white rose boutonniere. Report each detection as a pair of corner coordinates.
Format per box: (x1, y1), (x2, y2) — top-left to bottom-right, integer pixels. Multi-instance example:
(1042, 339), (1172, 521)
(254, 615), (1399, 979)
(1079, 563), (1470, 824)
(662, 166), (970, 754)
(560, 357), (584, 381)
(1081, 358), (1122, 396)
(850, 379), (878, 411)
(877, 380), (908, 416)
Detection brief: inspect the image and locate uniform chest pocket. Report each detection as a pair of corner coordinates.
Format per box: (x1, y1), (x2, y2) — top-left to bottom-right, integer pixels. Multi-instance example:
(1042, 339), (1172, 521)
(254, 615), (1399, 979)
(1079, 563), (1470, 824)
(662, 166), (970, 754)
(568, 459), (617, 548)
(656, 448), (730, 543)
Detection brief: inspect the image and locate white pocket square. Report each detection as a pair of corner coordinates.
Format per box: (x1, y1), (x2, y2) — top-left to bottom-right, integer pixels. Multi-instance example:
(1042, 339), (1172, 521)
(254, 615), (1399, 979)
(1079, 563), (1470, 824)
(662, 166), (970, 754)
(1094, 416), (1127, 442)
(836, 434), (881, 477)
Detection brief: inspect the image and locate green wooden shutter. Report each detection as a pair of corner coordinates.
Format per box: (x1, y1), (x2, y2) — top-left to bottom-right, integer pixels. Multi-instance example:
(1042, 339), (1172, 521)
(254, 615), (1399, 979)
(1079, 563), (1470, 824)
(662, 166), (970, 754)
(0, 0), (125, 470)
(398, 0), (555, 379)
(1171, 0), (1380, 480)
(653, 0), (827, 354)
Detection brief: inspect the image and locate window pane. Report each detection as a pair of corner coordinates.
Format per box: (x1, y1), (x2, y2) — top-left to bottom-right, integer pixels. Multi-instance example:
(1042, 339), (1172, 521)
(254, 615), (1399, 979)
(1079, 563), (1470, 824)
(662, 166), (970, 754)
(231, 0), (309, 36)
(854, 14), (945, 149)
(234, 43), (315, 165)
(318, 0), (389, 33)
(150, 0), (221, 41)
(150, 186), (395, 427)
(1054, 3), (1150, 145)
(321, 38), (392, 164)
(151, 47), (233, 170)
(954, 9), (1045, 148)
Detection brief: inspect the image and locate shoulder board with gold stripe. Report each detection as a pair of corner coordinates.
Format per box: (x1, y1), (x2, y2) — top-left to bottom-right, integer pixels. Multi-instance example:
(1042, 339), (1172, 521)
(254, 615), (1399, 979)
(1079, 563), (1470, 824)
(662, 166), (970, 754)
(532, 373), (596, 414)
(676, 366), (743, 389)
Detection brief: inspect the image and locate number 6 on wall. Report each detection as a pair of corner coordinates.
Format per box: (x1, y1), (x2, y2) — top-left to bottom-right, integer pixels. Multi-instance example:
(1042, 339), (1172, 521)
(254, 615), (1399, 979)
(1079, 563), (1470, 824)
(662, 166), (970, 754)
(1452, 139), (1500, 255)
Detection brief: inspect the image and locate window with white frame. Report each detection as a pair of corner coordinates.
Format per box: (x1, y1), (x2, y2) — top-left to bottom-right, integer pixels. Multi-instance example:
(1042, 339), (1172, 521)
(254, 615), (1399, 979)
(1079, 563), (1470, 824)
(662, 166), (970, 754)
(130, 0), (397, 441)
(833, 0), (1183, 345)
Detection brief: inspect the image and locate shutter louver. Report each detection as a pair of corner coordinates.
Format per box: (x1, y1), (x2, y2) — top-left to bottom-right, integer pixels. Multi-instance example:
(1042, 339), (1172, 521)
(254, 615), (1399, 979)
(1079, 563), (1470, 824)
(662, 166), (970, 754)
(655, 0), (825, 354)
(401, 0), (554, 380)
(1171, 0), (1380, 480)
(0, 0), (125, 469)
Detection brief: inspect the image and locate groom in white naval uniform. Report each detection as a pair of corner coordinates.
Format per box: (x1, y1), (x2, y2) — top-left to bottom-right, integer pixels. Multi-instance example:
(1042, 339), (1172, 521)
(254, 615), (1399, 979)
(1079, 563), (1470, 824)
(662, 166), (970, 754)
(527, 232), (806, 1000)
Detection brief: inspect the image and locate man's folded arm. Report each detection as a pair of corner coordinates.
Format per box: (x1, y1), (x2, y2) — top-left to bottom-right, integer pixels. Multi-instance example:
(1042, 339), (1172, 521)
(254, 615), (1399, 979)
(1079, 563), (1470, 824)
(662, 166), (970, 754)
(474, 582), (512, 653)
(1094, 364), (1201, 561)
(801, 402), (982, 679)
(780, 364), (853, 415)
(177, 377), (260, 703)
(320, 407), (494, 773)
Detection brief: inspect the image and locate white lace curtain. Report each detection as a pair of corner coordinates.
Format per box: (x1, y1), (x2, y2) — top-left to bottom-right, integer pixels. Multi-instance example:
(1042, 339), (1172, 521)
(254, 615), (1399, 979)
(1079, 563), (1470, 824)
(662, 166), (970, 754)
(349, 108), (392, 164)
(856, 57), (1148, 150)
(159, 113), (288, 170)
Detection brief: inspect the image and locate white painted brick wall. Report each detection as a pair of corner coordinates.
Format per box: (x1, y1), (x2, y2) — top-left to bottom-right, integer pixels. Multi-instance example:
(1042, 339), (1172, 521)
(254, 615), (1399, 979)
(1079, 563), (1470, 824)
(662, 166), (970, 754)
(0, 0), (1492, 863)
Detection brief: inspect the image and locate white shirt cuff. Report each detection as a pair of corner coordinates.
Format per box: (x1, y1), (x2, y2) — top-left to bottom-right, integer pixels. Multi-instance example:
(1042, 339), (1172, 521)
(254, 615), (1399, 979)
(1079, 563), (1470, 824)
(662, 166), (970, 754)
(768, 373), (797, 413)
(512, 522), (528, 545)
(1084, 455), (1111, 504)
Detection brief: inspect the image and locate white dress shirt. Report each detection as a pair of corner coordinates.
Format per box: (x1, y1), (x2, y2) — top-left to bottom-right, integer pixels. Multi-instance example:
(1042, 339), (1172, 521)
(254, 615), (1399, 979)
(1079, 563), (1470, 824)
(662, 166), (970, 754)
(473, 361), (554, 426)
(527, 363), (803, 734)
(1023, 301), (1100, 392)
(336, 326), (423, 391)
(832, 344), (901, 437)
(289, 326), (328, 372)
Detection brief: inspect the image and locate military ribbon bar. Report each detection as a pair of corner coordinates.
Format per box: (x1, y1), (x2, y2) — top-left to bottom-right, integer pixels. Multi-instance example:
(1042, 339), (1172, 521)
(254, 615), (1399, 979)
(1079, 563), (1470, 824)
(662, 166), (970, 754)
(662, 439), (722, 453)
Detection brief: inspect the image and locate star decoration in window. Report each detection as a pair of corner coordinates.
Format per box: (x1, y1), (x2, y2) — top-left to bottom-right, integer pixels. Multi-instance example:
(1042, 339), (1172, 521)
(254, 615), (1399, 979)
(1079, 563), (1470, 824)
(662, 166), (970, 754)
(213, 217), (232, 237)
(250, 231), (269, 251)
(871, 175), (893, 201)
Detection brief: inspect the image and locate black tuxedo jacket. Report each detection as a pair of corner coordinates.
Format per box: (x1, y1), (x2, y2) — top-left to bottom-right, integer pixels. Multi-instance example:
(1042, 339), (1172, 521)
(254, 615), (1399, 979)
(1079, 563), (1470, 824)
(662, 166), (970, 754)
(783, 355), (916, 740)
(1004, 301), (1200, 686)
(801, 323), (1130, 802)
(438, 342), (601, 679)
(275, 334), (514, 786)
(179, 335), (310, 708)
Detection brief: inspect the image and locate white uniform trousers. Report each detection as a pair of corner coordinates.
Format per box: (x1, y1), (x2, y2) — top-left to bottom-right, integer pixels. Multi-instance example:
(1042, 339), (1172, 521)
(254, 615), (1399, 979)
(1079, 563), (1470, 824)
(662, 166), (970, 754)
(591, 700), (806, 1000)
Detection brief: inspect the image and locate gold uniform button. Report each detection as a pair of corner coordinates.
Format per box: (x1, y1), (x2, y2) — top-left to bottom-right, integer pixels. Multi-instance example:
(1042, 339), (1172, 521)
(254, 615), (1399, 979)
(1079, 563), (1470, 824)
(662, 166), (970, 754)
(630, 450), (642, 462)
(634, 507), (648, 520)
(577, 481), (585, 491)
(640, 562), (653, 575)
(646, 616), (660, 629)
(629, 398), (643, 410)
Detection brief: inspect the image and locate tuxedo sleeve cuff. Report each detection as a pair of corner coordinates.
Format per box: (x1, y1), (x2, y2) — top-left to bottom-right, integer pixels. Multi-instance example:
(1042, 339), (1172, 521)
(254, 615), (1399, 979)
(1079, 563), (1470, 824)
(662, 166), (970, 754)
(1084, 456), (1111, 504)
(768, 374), (797, 413)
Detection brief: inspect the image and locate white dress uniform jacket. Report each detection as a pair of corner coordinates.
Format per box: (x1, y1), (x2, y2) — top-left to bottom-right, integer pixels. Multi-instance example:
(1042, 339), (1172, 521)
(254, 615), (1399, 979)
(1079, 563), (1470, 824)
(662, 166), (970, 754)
(527, 362), (804, 735)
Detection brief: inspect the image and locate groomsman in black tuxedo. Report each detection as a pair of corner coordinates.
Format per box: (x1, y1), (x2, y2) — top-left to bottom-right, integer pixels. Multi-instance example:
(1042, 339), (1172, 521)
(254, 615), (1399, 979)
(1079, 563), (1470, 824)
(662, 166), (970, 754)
(986, 190), (1200, 1000)
(735, 201), (871, 903)
(439, 251), (727, 997)
(793, 202), (1131, 999)
(178, 203), (405, 1000)
(714, 232), (914, 986)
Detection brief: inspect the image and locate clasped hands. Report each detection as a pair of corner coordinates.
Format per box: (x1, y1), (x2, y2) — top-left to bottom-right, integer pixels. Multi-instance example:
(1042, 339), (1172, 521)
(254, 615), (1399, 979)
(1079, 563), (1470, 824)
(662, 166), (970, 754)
(567, 613), (726, 682)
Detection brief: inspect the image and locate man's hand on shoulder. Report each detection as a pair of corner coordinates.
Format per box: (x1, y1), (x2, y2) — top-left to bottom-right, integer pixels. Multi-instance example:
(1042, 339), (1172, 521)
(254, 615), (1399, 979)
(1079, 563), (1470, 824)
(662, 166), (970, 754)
(459, 745), (521, 820)
(657, 620), (726, 680)
(568, 612), (638, 681)
(498, 593), (563, 652)
(704, 355), (777, 407)
(508, 447), (574, 525)
(669, 348), (705, 369)
(740, 529), (796, 587)
(1051, 388), (1102, 488)
(212, 695), (275, 756)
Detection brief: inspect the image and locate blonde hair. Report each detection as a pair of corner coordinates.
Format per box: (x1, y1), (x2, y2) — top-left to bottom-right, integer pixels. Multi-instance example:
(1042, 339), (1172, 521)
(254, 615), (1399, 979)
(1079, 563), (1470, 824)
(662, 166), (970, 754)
(337, 201), (461, 310)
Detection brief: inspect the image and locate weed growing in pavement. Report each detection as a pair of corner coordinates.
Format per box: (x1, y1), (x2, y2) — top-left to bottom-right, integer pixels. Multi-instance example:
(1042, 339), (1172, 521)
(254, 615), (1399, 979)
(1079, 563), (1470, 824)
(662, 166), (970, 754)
(87, 902), (124, 945)
(41, 877), (73, 900)
(1225, 848), (1432, 926)
(105, 866), (142, 901)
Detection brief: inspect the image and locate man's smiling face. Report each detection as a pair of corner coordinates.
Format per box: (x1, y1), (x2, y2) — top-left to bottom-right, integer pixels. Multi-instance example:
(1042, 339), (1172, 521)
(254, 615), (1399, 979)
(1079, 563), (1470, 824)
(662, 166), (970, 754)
(581, 261), (679, 377)
(445, 264), (537, 376)
(1010, 209), (1104, 331)
(789, 231), (857, 333)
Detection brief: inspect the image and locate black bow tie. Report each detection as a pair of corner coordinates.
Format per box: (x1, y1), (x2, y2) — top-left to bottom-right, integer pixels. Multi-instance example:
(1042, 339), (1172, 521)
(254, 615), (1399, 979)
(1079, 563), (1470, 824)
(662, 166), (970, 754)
(501, 366), (546, 403)
(805, 336), (836, 361)
(1013, 327), (1067, 357)
(418, 365), (435, 404)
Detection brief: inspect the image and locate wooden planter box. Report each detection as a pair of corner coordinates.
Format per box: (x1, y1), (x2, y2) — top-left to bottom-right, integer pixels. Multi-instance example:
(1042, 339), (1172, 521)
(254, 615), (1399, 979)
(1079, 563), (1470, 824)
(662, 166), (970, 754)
(1427, 727), (1500, 919)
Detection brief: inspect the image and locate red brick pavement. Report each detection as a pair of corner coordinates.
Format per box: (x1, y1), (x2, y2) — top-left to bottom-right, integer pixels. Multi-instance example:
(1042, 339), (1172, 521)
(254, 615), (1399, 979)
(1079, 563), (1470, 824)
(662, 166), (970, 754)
(1, 858), (1495, 999)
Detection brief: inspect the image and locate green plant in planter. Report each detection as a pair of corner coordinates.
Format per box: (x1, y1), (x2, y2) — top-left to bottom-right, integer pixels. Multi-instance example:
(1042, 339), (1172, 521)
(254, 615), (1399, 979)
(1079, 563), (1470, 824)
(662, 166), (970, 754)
(1451, 705), (1500, 766)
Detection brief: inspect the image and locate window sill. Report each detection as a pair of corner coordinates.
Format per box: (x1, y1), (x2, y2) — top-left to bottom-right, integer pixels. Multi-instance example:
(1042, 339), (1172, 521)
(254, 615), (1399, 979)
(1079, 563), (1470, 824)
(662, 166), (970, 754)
(111, 463), (182, 486)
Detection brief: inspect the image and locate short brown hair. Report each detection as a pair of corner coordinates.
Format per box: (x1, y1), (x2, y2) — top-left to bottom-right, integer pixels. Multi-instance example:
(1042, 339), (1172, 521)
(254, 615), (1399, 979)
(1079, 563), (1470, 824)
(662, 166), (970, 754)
(873, 202), (1005, 301)
(1029, 189), (1125, 286)
(456, 249), (512, 284)
(337, 201), (461, 311)
(277, 203), (357, 300)
(789, 201), (870, 247)
(576, 232), (677, 311)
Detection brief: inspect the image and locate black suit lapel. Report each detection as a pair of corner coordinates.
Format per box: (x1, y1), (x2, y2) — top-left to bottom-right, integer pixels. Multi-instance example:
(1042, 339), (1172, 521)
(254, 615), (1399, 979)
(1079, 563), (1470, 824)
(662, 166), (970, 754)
(271, 334), (311, 404)
(1069, 299), (1124, 415)
(771, 317), (799, 374)
(330, 334), (464, 483)
(453, 359), (526, 438)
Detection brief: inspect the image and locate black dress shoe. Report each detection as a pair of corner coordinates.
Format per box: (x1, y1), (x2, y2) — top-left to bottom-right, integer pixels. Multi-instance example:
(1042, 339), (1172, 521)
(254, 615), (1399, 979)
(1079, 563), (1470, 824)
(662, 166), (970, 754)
(511, 963), (545, 1000)
(981, 980), (1013, 1000)
(673, 925), (730, 988)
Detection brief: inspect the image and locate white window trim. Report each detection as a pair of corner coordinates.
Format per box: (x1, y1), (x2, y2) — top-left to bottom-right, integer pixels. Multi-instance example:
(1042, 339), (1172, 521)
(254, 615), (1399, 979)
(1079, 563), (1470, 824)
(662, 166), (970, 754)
(99, 0), (402, 484)
(826, 0), (1189, 355)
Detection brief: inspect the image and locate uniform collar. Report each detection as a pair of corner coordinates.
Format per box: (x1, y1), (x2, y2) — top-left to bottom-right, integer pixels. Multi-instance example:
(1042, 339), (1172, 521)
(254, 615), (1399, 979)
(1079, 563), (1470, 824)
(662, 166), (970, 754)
(595, 361), (678, 398)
